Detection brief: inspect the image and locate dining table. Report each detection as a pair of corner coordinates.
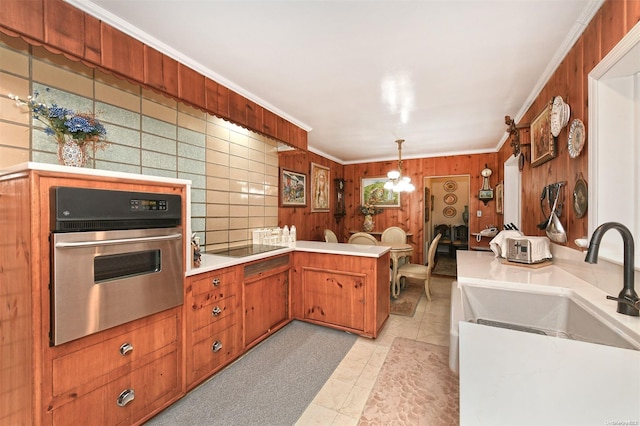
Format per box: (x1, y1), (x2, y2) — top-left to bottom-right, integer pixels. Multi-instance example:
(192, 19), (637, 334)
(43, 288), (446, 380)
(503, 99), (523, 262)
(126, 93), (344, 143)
(348, 230), (414, 240)
(381, 242), (414, 299)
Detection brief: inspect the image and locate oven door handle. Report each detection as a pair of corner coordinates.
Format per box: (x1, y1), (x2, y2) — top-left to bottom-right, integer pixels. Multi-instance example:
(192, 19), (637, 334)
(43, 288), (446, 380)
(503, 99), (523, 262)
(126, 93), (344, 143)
(55, 233), (182, 248)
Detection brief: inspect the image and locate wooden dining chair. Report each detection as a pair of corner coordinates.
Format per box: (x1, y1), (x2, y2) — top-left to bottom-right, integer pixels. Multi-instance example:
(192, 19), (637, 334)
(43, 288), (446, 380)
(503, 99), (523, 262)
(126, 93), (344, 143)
(434, 224), (452, 256)
(397, 233), (441, 301)
(451, 225), (469, 257)
(348, 232), (378, 245)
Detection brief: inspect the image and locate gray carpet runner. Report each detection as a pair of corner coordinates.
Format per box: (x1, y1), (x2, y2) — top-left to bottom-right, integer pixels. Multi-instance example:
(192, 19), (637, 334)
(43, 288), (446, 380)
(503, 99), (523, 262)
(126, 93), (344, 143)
(146, 320), (357, 426)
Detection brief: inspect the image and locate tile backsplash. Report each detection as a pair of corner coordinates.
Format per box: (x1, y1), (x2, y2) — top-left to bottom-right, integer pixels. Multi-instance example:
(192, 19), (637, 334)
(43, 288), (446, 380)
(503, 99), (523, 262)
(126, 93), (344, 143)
(0, 33), (278, 251)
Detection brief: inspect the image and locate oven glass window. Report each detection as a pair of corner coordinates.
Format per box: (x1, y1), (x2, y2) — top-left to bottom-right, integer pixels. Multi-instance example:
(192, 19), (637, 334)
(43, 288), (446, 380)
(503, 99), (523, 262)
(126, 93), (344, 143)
(94, 250), (161, 283)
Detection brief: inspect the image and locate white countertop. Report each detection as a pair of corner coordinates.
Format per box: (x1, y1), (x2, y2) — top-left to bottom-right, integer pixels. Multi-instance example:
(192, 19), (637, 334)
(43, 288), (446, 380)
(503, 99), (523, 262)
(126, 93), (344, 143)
(457, 250), (640, 425)
(0, 162), (192, 186)
(188, 241), (390, 276)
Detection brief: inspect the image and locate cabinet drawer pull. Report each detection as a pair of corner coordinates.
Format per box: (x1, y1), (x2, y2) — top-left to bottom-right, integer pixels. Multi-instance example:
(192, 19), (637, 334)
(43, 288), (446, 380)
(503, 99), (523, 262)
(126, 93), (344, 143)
(212, 277), (220, 286)
(116, 389), (135, 407)
(119, 342), (134, 356)
(211, 340), (223, 352)
(211, 306), (222, 316)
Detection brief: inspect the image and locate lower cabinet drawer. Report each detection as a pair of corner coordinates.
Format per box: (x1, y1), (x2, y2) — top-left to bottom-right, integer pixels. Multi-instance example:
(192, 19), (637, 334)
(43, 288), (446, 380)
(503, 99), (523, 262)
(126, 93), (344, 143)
(51, 313), (178, 397)
(190, 294), (238, 332)
(51, 350), (180, 426)
(187, 323), (241, 388)
(189, 268), (237, 296)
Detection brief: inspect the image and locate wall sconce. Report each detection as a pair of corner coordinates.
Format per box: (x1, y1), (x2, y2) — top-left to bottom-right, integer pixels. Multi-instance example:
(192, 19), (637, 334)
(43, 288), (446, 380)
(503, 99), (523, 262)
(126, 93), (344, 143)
(334, 178), (346, 222)
(479, 164), (494, 206)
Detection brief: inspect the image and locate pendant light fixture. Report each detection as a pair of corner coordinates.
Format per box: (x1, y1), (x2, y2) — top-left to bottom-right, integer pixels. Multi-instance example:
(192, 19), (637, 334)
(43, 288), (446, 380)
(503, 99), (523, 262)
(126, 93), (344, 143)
(384, 139), (415, 193)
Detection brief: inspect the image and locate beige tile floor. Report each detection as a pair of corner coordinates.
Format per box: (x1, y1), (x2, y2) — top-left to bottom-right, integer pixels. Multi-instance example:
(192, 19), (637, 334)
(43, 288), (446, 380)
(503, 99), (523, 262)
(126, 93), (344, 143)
(295, 275), (456, 425)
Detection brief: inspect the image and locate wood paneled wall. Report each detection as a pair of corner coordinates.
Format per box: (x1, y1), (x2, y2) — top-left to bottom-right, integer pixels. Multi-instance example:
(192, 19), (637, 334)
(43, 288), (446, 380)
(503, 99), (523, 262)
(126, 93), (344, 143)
(279, 151), (500, 264)
(343, 154), (500, 264)
(498, 0), (640, 249)
(278, 151), (345, 242)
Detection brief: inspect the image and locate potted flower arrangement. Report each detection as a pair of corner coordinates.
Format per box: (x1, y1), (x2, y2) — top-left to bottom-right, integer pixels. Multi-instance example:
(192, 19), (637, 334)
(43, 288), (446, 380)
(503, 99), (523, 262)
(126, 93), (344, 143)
(359, 203), (382, 232)
(9, 88), (109, 167)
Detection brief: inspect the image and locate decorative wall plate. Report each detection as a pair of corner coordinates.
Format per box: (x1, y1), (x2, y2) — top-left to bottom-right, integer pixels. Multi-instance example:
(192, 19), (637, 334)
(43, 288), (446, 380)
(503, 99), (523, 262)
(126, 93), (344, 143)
(444, 193), (457, 205)
(573, 176), (588, 218)
(443, 180), (457, 192)
(550, 96), (566, 137)
(562, 103), (571, 128)
(443, 206), (457, 218)
(568, 119), (586, 158)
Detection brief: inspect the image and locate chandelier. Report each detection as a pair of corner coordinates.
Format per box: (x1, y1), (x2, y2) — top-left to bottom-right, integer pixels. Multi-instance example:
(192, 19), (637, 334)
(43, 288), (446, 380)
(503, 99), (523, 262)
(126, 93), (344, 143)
(384, 139), (415, 193)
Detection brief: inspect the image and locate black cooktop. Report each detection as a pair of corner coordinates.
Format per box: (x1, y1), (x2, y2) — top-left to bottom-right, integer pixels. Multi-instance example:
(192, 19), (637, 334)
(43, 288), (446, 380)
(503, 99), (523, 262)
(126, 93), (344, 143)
(210, 244), (286, 257)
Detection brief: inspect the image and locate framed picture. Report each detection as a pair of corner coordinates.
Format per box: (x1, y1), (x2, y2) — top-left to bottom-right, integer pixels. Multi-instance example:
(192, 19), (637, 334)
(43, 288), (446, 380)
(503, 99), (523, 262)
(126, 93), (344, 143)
(280, 169), (306, 207)
(424, 187), (430, 222)
(530, 101), (556, 167)
(361, 177), (400, 207)
(310, 162), (330, 212)
(496, 182), (504, 214)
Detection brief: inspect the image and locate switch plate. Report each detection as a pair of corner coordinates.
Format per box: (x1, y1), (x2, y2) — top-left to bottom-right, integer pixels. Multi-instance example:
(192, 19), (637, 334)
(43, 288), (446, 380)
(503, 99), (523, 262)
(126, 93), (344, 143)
(477, 210), (482, 217)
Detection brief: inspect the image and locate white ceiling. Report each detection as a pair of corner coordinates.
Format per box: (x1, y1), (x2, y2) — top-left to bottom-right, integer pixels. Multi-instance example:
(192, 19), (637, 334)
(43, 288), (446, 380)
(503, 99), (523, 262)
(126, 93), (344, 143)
(68, 0), (603, 164)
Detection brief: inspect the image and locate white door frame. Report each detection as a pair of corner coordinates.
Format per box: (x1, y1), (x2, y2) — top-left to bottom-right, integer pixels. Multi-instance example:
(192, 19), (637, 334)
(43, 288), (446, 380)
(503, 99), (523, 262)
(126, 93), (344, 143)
(503, 155), (521, 230)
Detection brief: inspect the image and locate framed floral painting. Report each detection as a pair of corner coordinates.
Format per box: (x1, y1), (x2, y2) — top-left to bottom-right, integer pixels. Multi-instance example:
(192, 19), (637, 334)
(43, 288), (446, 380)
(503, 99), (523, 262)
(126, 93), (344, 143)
(280, 169), (306, 207)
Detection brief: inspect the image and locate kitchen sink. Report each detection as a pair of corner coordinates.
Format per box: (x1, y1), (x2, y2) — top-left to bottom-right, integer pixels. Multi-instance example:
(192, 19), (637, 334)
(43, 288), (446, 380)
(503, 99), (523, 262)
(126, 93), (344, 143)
(458, 284), (640, 351)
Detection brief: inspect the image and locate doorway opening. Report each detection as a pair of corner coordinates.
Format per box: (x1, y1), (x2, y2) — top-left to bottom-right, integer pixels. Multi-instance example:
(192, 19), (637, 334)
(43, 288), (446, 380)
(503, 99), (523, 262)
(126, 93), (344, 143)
(424, 175), (471, 264)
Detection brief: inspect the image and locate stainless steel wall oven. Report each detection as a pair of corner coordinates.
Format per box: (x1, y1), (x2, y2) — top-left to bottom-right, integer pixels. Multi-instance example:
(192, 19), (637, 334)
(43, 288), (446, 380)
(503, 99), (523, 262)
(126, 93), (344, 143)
(50, 187), (183, 346)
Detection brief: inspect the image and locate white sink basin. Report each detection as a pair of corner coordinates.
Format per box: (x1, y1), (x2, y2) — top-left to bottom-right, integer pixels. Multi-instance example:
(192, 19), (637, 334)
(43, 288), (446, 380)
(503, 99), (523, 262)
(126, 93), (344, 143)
(459, 284), (640, 351)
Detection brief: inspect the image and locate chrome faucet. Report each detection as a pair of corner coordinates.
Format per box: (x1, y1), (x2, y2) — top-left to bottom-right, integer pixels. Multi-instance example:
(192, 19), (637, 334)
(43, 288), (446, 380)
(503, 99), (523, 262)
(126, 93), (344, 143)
(585, 222), (639, 316)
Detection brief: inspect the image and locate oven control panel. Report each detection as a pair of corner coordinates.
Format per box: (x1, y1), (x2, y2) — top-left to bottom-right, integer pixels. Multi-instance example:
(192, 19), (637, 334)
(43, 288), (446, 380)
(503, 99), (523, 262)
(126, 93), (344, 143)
(130, 199), (168, 211)
(51, 186), (181, 231)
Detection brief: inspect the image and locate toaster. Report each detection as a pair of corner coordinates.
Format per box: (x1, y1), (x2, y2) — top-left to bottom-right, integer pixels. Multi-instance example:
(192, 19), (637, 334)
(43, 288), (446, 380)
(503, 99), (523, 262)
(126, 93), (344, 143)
(505, 237), (551, 264)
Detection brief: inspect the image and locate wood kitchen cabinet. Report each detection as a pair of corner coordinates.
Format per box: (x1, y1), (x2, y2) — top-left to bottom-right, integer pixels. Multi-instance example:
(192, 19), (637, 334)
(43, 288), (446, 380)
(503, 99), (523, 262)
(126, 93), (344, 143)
(184, 266), (242, 390)
(299, 268), (366, 332)
(0, 167), (187, 425)
(292, 251), (390, 338)
(48, 308), (181, 425)
(243, 255), (291, 349)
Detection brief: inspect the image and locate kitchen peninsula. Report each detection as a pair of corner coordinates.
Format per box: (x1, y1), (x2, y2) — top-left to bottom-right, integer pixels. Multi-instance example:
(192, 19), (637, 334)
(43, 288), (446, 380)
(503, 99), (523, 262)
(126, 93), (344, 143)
(192, 241), (391, 340)
(185, 240), (390, 389)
